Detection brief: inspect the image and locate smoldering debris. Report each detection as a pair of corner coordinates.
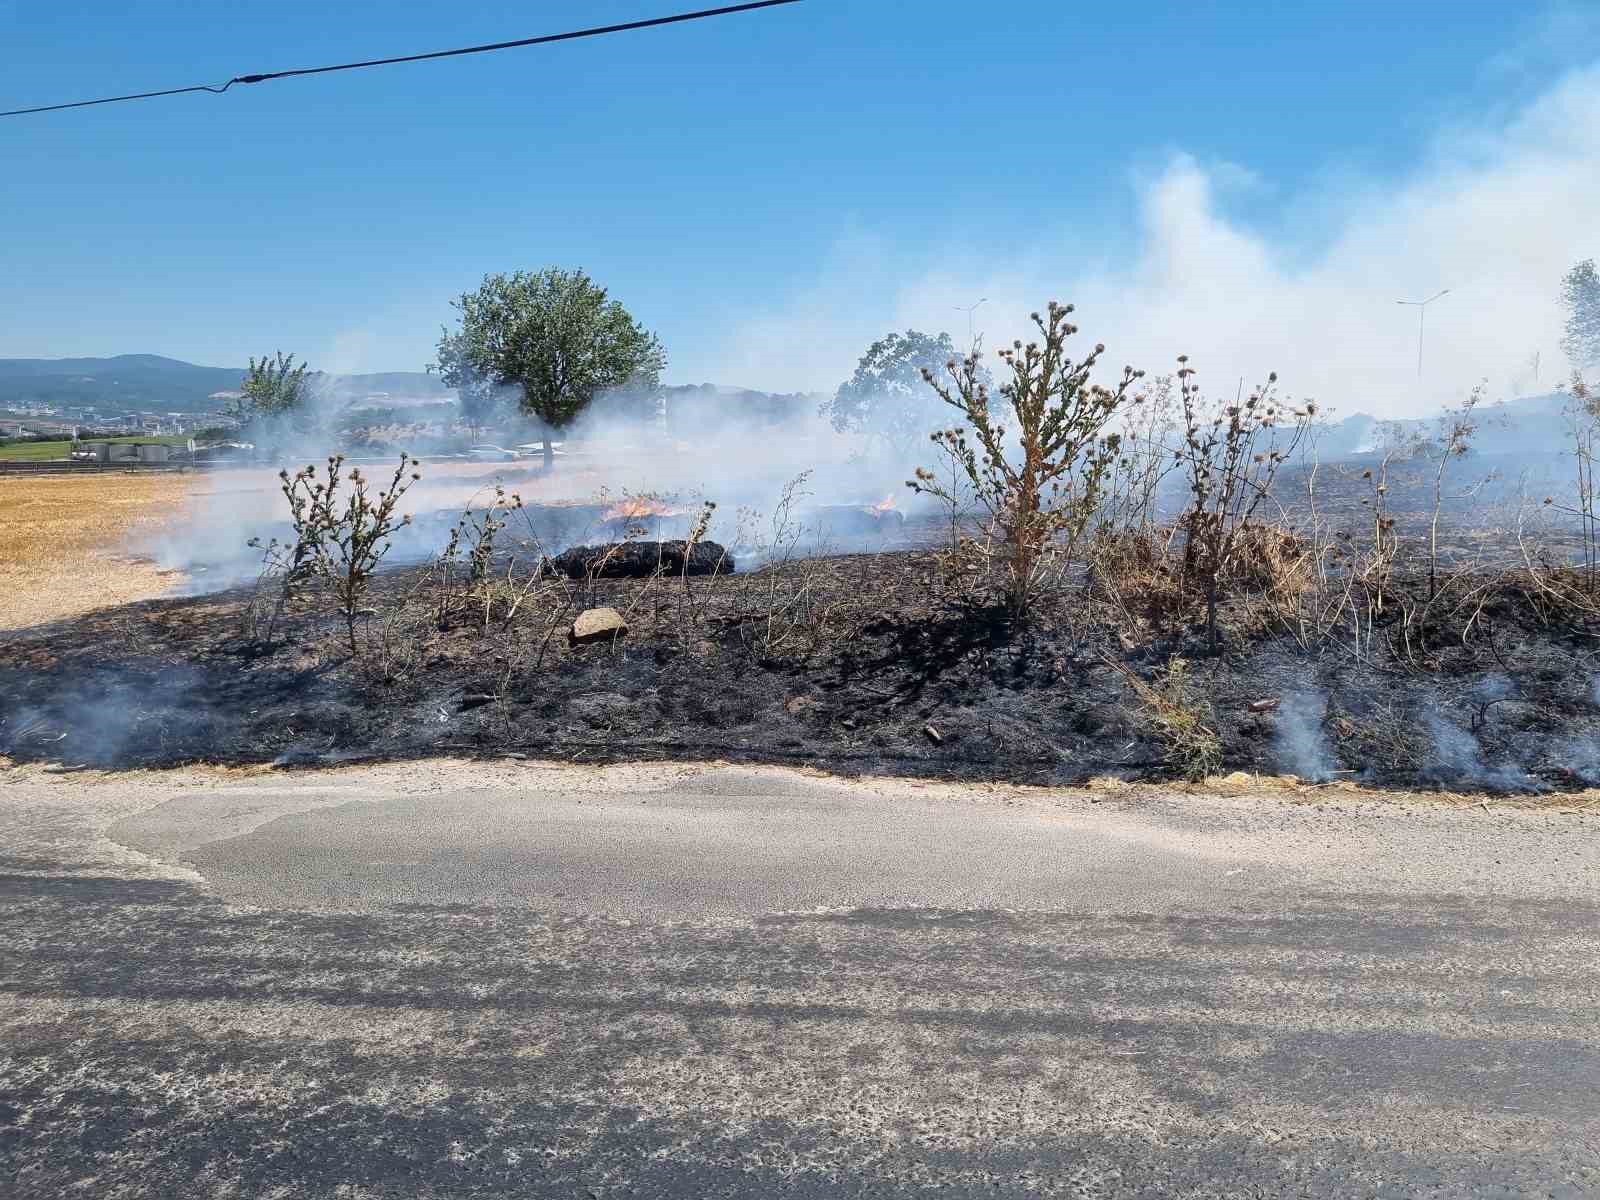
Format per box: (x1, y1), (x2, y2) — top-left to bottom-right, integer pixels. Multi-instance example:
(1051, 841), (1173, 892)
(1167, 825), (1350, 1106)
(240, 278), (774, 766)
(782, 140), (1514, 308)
(0, 662), (223, 767)
(5, 545), (1600, 795)
(1273, 691), (1337, 783)
(1421, 703), (1543, 794)
(548, 541), (734, 580)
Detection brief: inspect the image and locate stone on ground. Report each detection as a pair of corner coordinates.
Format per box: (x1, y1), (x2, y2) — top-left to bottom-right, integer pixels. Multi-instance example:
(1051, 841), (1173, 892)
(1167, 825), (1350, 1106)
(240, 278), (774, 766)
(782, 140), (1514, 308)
(570, 607), (628, 645)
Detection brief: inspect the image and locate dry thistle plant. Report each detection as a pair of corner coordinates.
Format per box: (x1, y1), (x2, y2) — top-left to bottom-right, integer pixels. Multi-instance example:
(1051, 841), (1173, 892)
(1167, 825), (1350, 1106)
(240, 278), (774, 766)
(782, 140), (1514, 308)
(248, 453), (420, 657)
(1545, 372), (1600, 592)
(1424, 381), (1490, 600)
(911, 301), (1145, 618)
(1100, 372), (1181, 541)
(733, 471), (829, 662)
(1176, 361), (1313, 652)
(437, 485), (526, 631)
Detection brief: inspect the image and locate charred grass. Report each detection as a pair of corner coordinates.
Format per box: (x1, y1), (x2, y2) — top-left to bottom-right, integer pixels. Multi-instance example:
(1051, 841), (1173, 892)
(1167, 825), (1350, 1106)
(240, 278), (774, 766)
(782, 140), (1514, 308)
(5, 528), (1600, 793)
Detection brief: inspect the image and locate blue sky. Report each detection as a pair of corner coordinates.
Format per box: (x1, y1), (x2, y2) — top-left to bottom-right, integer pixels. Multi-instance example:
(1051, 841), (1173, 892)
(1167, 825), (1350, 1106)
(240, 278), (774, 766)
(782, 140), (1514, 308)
(2, 1), (1598, 405)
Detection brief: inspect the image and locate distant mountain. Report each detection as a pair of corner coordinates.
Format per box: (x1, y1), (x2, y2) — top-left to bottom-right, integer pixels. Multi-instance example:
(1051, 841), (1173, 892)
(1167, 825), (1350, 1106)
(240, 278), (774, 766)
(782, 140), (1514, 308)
(0, 354), (452, 414)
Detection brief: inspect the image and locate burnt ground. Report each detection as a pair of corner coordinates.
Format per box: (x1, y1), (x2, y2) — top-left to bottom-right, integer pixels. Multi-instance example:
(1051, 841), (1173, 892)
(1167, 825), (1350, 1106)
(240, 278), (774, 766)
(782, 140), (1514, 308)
(5, 527), (1600, 792)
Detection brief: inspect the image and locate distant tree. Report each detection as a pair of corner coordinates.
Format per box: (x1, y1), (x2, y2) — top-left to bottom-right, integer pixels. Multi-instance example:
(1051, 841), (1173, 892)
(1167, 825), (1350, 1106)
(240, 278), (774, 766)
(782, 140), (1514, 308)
(432, 268), (666, 468)
(429, 344), (510, 440)
(231, 352), (311, 424)
(1562, 259), (1600, 371)
(825, 330), (984, 460)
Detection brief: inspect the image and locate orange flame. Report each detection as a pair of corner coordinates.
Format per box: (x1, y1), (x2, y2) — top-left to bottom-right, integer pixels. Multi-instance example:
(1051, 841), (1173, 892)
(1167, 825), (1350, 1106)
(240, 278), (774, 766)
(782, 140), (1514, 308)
(603, 498), (679, 522)
(866, 494), (897, 516)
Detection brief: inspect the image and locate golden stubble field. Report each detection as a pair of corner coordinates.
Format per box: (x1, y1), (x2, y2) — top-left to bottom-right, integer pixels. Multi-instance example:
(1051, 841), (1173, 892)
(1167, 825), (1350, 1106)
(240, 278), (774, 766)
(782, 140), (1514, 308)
(0, 472), (197, 630)
(0, 460), (623, 631)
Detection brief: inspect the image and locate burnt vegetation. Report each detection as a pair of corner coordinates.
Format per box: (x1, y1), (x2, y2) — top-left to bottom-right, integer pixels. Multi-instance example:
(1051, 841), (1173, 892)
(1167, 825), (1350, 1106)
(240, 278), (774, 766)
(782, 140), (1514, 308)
(6, 302), (1600, 794)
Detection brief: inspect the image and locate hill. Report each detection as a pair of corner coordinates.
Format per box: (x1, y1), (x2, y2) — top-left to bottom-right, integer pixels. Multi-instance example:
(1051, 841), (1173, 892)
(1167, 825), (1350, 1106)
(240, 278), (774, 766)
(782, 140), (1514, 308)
(0, 354), (451, 414)
(1310, 390), (1573, 463)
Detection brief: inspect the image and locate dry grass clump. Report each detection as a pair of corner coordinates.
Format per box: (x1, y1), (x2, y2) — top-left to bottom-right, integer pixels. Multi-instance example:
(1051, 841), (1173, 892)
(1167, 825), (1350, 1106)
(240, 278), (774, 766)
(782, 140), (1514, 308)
(1089, 526), (1189, 630)
(1109, 655), (1222, 780)
(0, 473), (193, 629)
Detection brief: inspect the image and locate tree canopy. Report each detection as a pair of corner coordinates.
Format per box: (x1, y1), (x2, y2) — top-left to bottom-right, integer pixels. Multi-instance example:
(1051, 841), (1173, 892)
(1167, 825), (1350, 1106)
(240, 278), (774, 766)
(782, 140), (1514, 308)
(232, 352), (311, 423)
(228, 352), (316, 451)
(433, 268), (665, 463)
(824, 330), (985, 459)
(1562, 259), (1600, 372)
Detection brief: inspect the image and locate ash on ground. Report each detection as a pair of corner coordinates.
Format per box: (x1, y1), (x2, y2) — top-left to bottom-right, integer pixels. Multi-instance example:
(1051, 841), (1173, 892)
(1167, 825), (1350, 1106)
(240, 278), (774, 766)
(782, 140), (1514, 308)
(4, 547), (1599, 794)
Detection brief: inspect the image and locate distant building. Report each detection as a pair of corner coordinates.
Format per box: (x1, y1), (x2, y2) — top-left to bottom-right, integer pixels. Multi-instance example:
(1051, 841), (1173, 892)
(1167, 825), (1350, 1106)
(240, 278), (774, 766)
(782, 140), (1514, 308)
(70, 439), (191, 465)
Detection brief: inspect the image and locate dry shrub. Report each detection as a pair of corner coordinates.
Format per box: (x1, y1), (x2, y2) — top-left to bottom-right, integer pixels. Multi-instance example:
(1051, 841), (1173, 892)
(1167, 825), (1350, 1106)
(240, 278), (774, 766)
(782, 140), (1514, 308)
(1229, 523), (1316, 630)
(728, 472), (867, 663)
(249, 453), (421, 656)
(1176, 361), (1314, 651)
(1089, 526), (1188, 629)
(913, 300), (1145, 618)
(1091, 520), (1313, 640)
(1109, 654), (1222, 780)
(1512, 556), (1600, 626)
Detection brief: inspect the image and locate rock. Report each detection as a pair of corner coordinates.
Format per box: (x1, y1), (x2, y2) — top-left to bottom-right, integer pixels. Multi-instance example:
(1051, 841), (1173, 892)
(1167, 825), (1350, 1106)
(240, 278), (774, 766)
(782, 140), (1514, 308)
(570, 607), (628, 645)
(549, 540), (733, 580)
(785, 695), (821, 715)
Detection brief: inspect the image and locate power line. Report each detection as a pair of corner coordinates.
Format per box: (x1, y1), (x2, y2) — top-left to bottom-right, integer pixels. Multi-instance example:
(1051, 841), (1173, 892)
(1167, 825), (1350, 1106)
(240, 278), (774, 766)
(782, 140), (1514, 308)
(1, 0), (804, 119)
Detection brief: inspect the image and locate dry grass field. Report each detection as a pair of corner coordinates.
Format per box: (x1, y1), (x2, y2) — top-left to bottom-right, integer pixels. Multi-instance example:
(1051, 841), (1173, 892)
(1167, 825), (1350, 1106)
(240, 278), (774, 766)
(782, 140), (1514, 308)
(0, 460), (620, 632)
(0, 472), (194, 630)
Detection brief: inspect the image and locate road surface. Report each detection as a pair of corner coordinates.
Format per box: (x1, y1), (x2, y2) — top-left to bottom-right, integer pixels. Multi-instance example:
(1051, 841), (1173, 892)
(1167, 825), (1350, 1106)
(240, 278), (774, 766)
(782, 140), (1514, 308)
(2, 759), (1597, 1197)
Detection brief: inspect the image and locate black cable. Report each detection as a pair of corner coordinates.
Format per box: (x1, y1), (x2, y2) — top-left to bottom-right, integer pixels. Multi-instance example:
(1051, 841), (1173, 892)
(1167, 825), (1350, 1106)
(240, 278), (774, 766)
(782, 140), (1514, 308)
(1, 0), (803, 118)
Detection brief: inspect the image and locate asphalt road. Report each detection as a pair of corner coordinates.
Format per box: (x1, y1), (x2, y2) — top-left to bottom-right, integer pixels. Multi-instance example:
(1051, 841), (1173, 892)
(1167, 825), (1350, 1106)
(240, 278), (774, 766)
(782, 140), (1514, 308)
(2, 759), (1597, 1198)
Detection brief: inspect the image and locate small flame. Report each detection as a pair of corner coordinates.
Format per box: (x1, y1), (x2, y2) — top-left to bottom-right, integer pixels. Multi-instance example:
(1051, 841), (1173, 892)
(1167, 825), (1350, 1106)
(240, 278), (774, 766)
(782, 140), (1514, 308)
(603, 498), (679, 522)
(866, 494), (896, 516)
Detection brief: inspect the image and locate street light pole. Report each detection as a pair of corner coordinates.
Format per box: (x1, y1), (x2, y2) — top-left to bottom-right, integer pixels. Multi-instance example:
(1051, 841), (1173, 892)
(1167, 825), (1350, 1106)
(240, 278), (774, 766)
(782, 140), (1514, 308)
(1396, 289), (1450, 380)
(954, 298), (987, 350)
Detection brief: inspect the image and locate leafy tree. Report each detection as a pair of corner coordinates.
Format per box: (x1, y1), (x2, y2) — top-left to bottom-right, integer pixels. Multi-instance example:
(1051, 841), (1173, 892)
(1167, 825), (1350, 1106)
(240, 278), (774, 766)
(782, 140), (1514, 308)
(433, 268), (666, 468)
(231, 352), (311, 423)
(826, 330), (979, 459)
(1563, 259), (1600, 371)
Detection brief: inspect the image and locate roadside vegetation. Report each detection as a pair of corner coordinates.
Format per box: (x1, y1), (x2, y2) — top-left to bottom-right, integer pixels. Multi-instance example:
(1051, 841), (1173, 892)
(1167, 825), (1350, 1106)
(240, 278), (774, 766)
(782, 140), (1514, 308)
(8, 261), (1600, 792)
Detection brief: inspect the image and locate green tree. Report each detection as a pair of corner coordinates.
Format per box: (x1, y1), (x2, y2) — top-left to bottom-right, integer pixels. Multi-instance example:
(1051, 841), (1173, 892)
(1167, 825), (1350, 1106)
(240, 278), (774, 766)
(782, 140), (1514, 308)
(825, 330), (976, 459)
(231, 352), (311, 425)
(1562, 259), (1600, 371)
(433, 268), (666, 468)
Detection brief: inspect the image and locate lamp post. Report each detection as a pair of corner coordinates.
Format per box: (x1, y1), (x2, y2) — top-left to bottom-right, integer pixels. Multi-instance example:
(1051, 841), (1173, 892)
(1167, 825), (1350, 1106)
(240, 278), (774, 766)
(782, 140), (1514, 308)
(1396, 289), (1450, 380)
(954, 298), (987, 349)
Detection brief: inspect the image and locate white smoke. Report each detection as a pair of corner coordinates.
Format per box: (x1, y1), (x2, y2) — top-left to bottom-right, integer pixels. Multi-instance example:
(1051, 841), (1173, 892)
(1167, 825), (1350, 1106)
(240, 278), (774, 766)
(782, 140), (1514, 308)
(692, 62), (1600, 421)
(1273, 691), (1337, 783)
